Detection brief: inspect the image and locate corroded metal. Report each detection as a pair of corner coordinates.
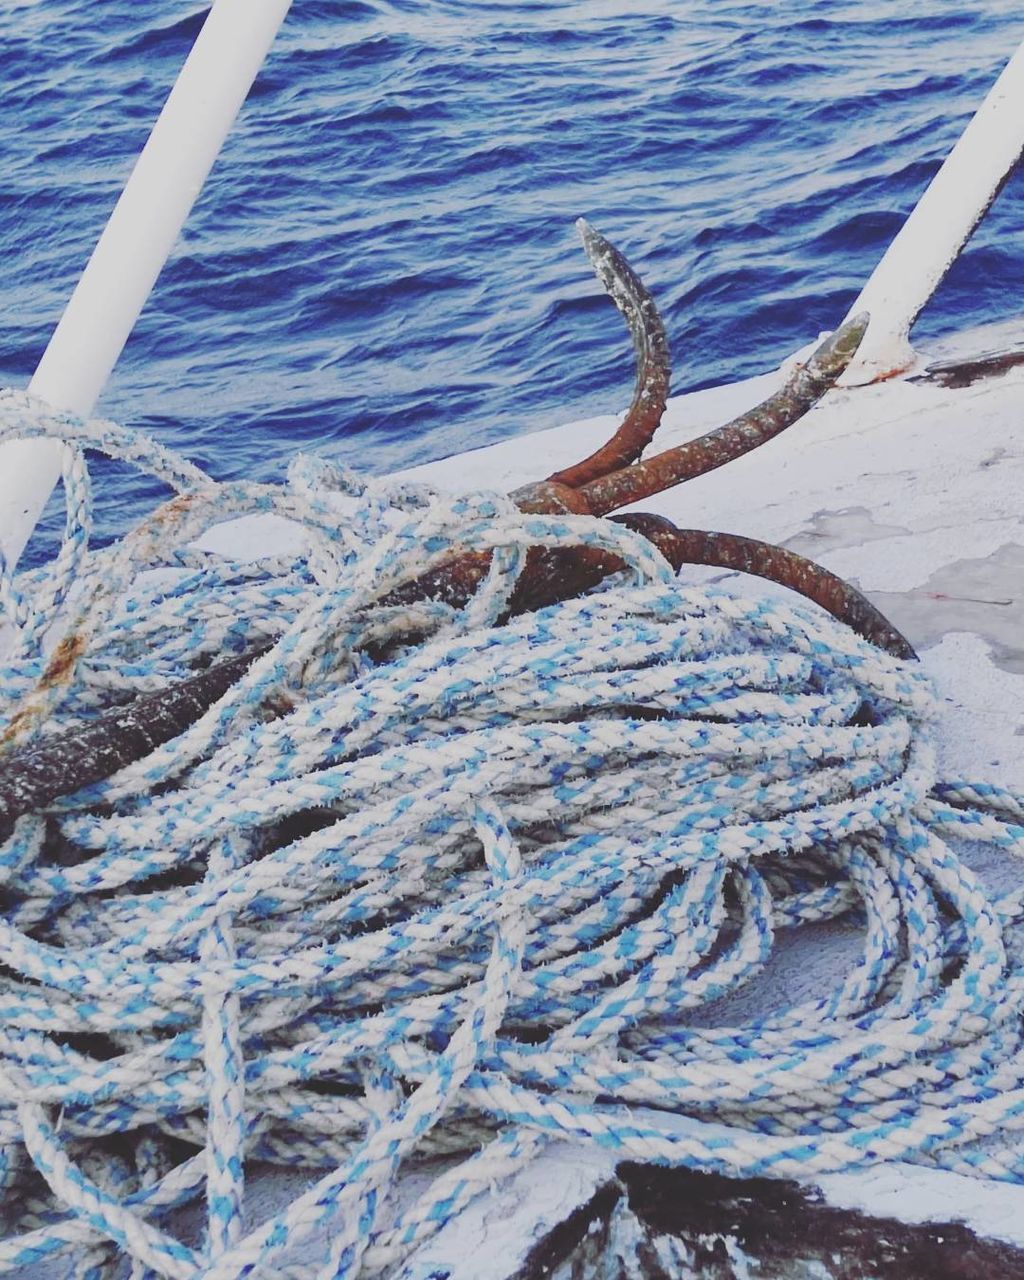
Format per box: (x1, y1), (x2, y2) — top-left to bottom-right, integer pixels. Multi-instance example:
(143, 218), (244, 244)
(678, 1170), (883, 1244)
(613, 514), (917, 660)
(509, 479), (590, 516)
(545, 220), (671, 490)
(914, 347), (1024, 389)
(578, 315), (869, 516)
(0, 646), (266, 828)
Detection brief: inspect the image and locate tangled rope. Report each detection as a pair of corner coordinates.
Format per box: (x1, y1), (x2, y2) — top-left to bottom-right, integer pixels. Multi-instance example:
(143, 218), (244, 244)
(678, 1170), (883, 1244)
(1, 388), (1024, 1279)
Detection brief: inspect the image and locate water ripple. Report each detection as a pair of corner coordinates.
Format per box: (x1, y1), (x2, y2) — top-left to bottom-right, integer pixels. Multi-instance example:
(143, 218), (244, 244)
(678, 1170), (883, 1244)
(0, 0), (1021, 561)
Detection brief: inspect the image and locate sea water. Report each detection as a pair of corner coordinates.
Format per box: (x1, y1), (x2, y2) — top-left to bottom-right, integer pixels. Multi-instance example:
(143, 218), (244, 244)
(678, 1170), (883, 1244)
(0, 0), (1022, 559)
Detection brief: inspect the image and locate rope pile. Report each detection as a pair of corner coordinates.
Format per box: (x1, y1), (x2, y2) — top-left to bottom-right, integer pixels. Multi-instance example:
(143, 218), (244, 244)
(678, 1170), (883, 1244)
(1, 389), (1024, 1279)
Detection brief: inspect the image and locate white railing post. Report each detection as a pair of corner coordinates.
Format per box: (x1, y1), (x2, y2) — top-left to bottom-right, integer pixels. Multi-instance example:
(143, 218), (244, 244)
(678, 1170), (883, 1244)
(841, 38), (1024, 385)
(0, 0), (293, 571)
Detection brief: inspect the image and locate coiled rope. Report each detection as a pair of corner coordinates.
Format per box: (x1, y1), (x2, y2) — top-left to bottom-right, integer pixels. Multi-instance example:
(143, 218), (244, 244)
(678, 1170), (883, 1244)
(1, 388), (1024, 1279)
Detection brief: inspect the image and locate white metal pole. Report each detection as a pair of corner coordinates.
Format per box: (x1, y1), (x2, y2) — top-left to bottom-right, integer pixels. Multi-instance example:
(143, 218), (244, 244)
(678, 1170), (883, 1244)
(841, 38), (1024, 385)
(0, 0), (293, 571)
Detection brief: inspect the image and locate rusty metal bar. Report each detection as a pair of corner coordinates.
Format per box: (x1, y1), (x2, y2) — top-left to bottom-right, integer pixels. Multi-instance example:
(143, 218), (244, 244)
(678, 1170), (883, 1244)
(577, 315), (868, 516)
(613, 515), (916, 660)
(546, 220), (671, 489)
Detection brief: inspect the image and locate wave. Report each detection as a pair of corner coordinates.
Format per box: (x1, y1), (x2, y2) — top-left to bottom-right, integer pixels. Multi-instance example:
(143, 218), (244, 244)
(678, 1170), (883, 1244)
(0, 0), (1021, 560)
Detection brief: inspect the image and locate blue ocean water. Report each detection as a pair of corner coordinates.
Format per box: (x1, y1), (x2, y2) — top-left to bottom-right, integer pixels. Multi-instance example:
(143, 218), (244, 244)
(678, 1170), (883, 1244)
(1, 1), (1022, 560)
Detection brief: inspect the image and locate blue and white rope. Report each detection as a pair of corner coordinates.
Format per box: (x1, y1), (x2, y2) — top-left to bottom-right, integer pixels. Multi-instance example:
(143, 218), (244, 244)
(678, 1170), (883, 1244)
(1, 388), (1024, 1278)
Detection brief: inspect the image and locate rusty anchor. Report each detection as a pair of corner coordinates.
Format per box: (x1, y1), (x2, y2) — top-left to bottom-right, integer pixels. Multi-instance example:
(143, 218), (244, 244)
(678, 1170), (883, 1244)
(0, 222), (913, 826)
